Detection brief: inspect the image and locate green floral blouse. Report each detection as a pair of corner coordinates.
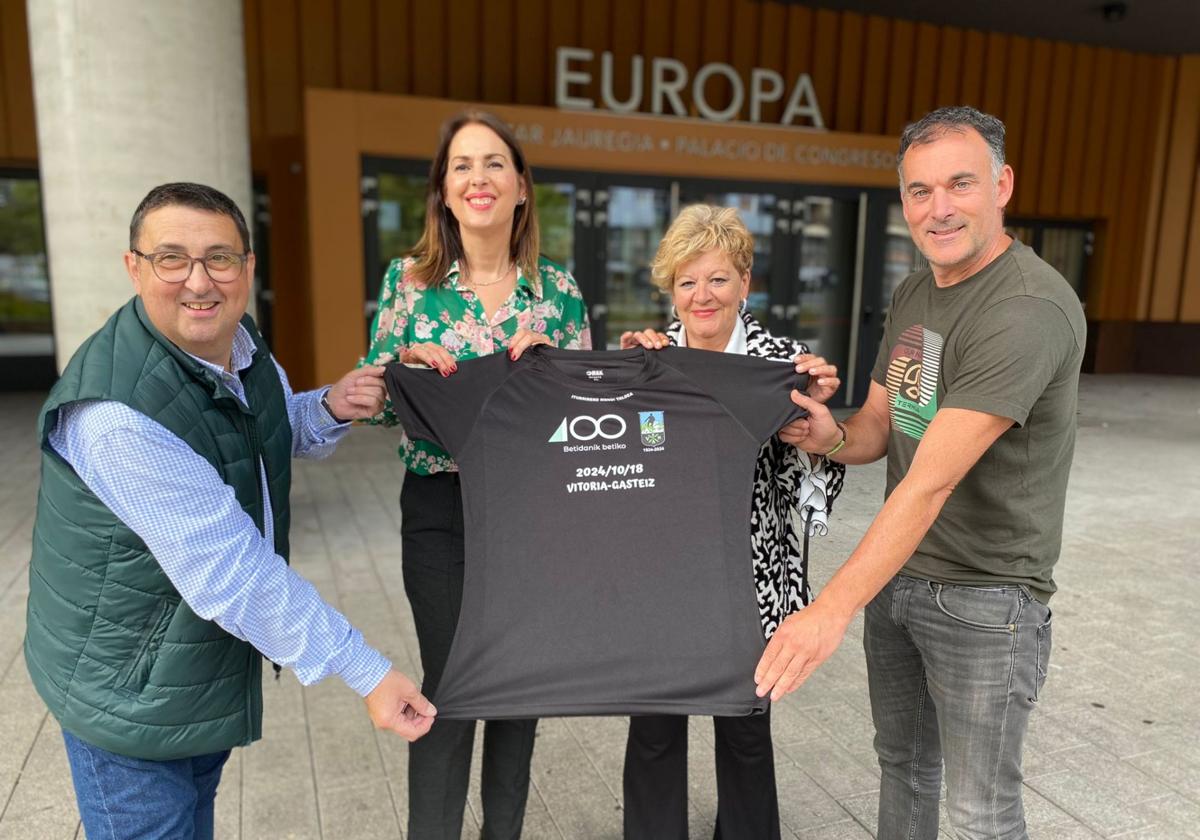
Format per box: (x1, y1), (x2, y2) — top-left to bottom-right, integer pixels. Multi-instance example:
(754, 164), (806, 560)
(365, 255), (592, 474)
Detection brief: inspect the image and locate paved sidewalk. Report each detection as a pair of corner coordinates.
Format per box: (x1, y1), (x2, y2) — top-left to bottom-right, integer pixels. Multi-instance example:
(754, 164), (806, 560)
(0, 374), (1197, 839)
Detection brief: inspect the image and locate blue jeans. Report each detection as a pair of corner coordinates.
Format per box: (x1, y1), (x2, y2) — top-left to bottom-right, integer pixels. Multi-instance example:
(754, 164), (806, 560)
(864, 575), (1052, 840)
(62, 730), (229, 840)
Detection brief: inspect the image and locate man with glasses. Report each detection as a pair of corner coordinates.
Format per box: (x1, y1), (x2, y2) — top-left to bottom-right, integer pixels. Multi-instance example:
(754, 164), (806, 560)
(25, 182), (436, 839)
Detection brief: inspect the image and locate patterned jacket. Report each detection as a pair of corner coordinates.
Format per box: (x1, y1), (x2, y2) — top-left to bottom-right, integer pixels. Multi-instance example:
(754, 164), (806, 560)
(666, 311), (845, 638)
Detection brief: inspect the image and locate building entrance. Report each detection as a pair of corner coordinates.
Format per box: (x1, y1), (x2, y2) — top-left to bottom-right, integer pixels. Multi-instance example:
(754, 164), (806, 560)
(362, 158), (919, 405)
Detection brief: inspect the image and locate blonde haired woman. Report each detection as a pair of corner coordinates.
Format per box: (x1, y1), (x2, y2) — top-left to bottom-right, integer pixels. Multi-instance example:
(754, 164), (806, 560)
(620, 205), (843, 839)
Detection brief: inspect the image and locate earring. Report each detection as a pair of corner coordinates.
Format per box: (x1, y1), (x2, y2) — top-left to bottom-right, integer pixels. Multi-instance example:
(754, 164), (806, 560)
(738, 298), (747, 314)
(669, 303), (678, 321)
(517, 196), (526, 205)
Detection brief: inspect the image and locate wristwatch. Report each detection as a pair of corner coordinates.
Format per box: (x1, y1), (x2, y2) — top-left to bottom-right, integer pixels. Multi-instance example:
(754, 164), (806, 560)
(320, 390), (351, 424)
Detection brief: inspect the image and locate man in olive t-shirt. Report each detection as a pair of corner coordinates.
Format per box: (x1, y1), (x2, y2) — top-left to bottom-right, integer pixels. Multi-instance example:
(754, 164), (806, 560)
(871, 235), (1083, 602)
(756, 107), (1085, 839)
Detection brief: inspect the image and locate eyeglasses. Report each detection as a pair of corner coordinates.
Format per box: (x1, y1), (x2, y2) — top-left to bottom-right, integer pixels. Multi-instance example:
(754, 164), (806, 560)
(132, 249), (249, 284)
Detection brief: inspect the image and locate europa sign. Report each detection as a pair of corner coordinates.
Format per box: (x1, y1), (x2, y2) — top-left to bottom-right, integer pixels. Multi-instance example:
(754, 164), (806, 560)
(555, 47), (826, 129)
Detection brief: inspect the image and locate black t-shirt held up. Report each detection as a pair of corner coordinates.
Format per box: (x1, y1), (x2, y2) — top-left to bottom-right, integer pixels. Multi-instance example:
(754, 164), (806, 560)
(385, 345), (807, 719)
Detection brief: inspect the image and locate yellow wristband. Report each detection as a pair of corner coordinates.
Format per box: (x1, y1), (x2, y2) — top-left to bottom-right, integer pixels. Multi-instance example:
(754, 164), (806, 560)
(824, 423), (847, 457)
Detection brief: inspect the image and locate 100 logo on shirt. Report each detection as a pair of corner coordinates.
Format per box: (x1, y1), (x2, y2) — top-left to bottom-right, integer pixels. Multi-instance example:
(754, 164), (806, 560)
(548, 414), (627, 443)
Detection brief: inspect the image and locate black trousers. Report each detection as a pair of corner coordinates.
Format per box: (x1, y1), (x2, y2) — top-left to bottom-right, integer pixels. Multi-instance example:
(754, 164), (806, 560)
(623, 711), (781, 840)
(401, 472), (538, 840)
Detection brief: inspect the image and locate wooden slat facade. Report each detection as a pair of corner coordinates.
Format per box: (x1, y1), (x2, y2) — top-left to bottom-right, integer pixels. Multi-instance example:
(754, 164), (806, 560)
(858, 16), (889, 135)
(1136, 57), (1176, 321)
(1015, 39), (1051, 218)
(232, 0), (1200, 328)
(2, 0), (1198, 374)
(0, 0), (36, 162)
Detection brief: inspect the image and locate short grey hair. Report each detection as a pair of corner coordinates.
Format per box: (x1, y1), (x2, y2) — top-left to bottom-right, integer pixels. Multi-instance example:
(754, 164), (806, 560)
(897, 106), (1006, 187)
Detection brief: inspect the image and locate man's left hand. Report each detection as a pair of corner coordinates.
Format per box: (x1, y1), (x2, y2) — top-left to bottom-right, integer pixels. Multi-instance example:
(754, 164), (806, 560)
(779, 390), (844, 454)
(754, 599), (852, 701)
(326, 365), (387, 420)
(779, 355), (841, 453)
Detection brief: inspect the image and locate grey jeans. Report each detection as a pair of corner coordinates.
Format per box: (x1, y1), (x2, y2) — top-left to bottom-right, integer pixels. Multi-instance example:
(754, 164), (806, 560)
(864, 574), (1052, 840)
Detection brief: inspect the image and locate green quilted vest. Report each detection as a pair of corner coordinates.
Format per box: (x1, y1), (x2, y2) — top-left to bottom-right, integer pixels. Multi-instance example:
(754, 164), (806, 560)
(24, 297), (293, 760)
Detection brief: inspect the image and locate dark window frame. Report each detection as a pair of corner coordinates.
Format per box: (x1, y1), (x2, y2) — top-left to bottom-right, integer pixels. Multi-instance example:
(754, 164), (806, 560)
(1006, 216), (1094, 305)
(0, 166), (56, 390)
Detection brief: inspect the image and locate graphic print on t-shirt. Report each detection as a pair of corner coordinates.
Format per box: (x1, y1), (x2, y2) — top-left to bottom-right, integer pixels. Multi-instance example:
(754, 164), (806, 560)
(547, 412), (630, 444)
(639, 411), (665, 446)
(885, 324), (943, 440)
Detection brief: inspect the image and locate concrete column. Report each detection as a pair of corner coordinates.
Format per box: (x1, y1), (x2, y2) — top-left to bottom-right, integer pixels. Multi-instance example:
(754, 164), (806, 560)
(26, 0), (252, 370)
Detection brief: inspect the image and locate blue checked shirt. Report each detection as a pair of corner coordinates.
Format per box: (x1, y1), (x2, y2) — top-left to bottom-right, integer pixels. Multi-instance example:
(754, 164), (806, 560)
(48, 325), (392, 697)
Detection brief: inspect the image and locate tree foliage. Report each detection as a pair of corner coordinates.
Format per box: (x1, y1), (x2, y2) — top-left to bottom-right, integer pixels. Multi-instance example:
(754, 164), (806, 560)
(0, 179), (47, 256)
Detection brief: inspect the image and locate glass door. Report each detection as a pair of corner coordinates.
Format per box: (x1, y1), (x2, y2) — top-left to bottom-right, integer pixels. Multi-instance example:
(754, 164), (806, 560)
(528, 166), (595, 314)
(789, 195), (858, 361)
(584, 179), (867, 391)
(590, 181), (866, 401)
(533, 180), (577, 271)
(362, 160), (427, 331)
(852, 195), (923, 406)
(592, 181), (673, 347)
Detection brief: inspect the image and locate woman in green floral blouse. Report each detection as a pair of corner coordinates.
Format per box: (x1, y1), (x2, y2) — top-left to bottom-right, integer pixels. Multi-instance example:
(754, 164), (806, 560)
(364, 110), (590, 840)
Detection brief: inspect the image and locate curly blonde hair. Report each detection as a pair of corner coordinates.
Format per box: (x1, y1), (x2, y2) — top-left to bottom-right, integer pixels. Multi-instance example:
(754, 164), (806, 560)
(650, 204), (754, 292)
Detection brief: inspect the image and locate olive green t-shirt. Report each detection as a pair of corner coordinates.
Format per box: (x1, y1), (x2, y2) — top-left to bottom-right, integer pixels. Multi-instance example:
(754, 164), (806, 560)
(870, 239), (1086, 602)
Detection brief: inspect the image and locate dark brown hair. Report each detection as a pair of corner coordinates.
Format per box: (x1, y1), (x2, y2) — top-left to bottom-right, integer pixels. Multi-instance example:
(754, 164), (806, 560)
(130, 182), (250, 252)
(407, 110), (539, 287)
